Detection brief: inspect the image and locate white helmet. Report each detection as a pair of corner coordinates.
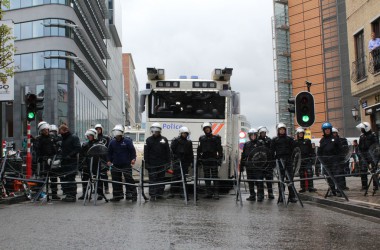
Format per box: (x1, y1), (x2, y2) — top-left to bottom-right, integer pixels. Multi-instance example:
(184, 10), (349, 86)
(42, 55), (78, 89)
(258, 126), (269, 134)
(201, 122), (212, 130)
(150, 122), (162, 133)
(38, 121), (50, 133)
(277, 123), (287, 130)
(248, 128), (258, 135)
(112, 124), (124, 137)
(95, 124), (103, 130)
(332, 127), (339, 133)
(296, 127), (305, 134)
(85, 128), (98, 140)
(179, 126), (190, 135)
(356, 122), (371, 132)
(49, 124), (58, 132)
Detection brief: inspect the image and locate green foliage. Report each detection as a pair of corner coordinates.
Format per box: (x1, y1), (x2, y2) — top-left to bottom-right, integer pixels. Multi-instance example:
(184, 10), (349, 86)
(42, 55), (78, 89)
(0, 0), (16, 84)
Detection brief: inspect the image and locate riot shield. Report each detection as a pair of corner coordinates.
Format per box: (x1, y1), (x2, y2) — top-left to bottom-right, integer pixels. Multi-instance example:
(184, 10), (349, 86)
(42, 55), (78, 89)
(368, 143), (380, 164)
(246, 146), (271, 170)
(87, 144), (108, 157)
(340, 143), (353, 164)
(317, 145), (349, 201)
(365, 144), (380, 196)
(291, 147), (302, 177)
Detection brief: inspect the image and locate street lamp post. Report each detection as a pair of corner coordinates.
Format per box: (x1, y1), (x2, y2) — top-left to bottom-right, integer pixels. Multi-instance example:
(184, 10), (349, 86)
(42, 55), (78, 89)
(351, 107), (359, 121)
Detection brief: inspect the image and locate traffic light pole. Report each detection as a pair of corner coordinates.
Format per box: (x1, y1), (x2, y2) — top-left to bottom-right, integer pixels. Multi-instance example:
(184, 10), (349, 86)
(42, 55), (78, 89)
(26, 122), (32, 178)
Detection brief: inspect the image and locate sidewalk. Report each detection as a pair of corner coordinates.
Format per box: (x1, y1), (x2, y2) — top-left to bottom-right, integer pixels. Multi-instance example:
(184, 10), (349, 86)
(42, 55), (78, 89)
(298, 176), (380, 218)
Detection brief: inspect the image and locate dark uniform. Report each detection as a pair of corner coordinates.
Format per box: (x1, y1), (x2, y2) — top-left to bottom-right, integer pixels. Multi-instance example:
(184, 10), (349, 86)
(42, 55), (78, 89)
(144, 134), (171, 199)
(79, 139), (105, 200)
(34, 133), (59, 198)
(358, 130), (379, 190)
(197, 133), (223, 199)
(318, 134), (343, 196)
(170, 135), (194, 196)
(241, 137), (265, 201)
(60, 130), (81, 201)
(258, 135), (275, 199)
(337, 136), (350, 190)
(108, 136), (137, 201)
(294, 136), (316, 192)
(270, 132), (296, 202)
(97, 133), (111, 193)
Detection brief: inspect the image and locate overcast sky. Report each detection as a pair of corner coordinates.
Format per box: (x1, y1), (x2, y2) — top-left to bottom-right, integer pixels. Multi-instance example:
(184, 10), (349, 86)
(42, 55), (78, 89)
(121, 0), (276, 133)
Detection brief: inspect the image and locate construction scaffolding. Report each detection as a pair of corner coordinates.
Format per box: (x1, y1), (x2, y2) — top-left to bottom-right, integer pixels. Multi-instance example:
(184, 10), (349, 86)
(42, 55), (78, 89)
(272, 0), (294, 135)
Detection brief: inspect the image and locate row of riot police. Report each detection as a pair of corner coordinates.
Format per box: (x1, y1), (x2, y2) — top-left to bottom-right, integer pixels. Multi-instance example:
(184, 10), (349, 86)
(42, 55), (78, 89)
(143, 122), (223, 201)
(240, 123), (305, 203)
(33, 122), (81, 202)
(240, 120), (379, 203)
(34, 122), (138, 203)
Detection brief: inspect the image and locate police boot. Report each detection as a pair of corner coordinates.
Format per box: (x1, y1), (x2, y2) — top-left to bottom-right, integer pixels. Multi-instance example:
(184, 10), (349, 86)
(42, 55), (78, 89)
(246, 195), (256, 201)
(213, 192), (219, 200)
(51, 194), (61, 201)
(268, 191), (275, 199)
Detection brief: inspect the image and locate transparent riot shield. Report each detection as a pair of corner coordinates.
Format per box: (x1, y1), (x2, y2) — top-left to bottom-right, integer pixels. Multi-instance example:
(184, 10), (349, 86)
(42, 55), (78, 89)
(85, 144), (109, 205)
(365, 144), (380, 196)
(317, 144), (352, 201)
(247, 146), (271, 170)
(291, 147), (302, 177)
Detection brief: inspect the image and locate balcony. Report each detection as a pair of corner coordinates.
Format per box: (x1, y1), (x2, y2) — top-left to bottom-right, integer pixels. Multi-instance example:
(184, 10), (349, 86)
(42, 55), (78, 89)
(368, 48), (380, 75)
(351, 56), (367, 83)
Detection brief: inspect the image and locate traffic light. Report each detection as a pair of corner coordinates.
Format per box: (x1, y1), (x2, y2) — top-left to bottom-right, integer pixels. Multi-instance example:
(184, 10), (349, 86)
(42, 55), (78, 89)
(288, 97), (295, 113)
(295, 91), (315, 127)
(25, 93), (37, 122)
(36, 95), (44, 111)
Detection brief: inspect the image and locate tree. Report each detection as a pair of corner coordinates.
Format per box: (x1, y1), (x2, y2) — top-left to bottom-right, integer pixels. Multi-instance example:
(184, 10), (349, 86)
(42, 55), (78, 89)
(0, 0), (16, 84)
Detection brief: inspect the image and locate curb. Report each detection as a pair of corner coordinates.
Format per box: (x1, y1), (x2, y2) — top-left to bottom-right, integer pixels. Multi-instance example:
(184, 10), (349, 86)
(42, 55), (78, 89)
(300, 193), (380, 219)
(0, 195), (28, 205)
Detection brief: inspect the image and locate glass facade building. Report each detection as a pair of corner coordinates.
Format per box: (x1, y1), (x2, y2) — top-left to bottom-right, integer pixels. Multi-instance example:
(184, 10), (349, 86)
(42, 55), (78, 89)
(4, 0), (124, 145)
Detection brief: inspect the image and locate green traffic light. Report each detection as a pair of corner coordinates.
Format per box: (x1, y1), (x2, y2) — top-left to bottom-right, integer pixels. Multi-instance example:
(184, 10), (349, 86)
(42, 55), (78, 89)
(302, 115), (310, 122)
(27, 112), (35, 119)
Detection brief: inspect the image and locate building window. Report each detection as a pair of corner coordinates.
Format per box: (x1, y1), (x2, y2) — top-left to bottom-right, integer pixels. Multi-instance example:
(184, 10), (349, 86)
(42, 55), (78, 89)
(15, 50), (75, 72)
(8, 0), (73, 9)
(351, 30), (366, 82)
(370, 17), (380, 74)
(14, 19), (75, 41)
(372, 17), (380, 37)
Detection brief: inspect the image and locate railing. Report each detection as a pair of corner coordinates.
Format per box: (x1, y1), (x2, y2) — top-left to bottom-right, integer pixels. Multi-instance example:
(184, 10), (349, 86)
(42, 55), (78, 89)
(351, 56), (367, 83)
(368, 48), (380, 75)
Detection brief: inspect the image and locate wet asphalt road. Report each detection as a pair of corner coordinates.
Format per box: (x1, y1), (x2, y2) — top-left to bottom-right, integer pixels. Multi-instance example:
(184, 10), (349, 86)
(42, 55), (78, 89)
(0, 193), (379, 250)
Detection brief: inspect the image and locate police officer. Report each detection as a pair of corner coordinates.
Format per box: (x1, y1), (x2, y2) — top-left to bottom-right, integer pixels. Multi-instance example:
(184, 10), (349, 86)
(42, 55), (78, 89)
(257, 126), (275, 199)
(169, 126), (194, 199)
(107, 125), (137, 202)
(356, 122), (379, 191)
(49, 124), (62, 199)
(241, 128), (266, 201)
(317, 122), (343, 197)
(34, 121), (60, 200)
(95, 124), (111, 194)
(270, 123), (297, 203)
(58, 124), (81, 202)
(79, 129), (105, 200)
(144, 123), (170, 201)
(294, 127), (317, 193)
(197, 122), (223, 200)
(332, 127), (349, 191)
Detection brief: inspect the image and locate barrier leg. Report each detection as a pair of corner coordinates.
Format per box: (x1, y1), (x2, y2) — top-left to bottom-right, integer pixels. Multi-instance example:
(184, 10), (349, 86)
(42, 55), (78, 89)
(179, 161), (188, 205)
